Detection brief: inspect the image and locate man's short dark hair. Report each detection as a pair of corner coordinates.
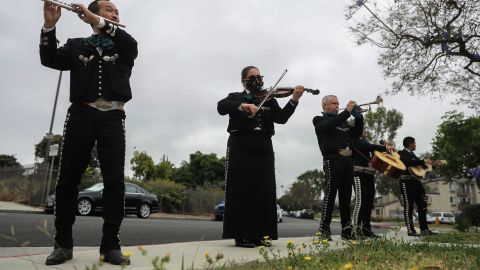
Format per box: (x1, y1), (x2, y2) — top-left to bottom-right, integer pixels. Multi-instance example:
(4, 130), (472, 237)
(88, 0), (102, 15)
(241, 66), (258, 81)
(403, 136), (415, 148)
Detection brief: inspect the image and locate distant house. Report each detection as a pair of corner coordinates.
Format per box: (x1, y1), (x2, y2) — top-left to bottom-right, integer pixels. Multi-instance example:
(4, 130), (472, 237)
(373, 177), (480, 220)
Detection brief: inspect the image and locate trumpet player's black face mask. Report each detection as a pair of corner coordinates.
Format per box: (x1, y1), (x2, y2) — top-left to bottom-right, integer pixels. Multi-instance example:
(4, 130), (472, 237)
(243, 75), (264, 93)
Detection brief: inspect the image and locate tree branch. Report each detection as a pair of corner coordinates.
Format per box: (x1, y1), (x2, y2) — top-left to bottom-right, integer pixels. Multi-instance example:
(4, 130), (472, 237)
(465, 61), (480, 76)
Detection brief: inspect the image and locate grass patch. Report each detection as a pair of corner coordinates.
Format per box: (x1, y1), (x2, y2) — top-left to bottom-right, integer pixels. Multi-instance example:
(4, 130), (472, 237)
(219, 237), (480, 270)
(421, 231), (480, 245)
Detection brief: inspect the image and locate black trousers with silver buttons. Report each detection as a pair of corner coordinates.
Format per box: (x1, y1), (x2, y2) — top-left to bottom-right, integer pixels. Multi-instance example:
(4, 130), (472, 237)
(54, 104), (126, 253)
(399, 178), (429, 233)
(320, 156), (354, 234)
(352, 172), (375, 235)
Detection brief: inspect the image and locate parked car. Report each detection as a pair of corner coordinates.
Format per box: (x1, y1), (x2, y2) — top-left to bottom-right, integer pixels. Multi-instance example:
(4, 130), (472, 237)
(214, 200), (225, 221)
(428, 212), (456, 224)
(390, 212), (418, 223)
(44, 183), (160, 218)
(299, 209), (315, 219)
(277, 204), (283, 223)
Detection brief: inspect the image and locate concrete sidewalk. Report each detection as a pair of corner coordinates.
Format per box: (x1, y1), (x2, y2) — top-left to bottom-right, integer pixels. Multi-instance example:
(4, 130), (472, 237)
(0, 201), (454, 269)
(0, 201), (43, 214)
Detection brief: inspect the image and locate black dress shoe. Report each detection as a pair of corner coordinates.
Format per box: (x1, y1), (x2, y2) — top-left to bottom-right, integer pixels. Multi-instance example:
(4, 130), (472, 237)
(362, 230), (380, 239)
(234, 239), (255, 248)
(100, 250), (131, 265)
(407, 231), (420, 237)
(45, 248), (73, 265)
(318, 230), (333, 241)
(420, 230), (438, 236)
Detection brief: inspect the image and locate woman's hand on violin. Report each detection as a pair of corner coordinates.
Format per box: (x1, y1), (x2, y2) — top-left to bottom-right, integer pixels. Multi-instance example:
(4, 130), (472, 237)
(291, 85), (305, 103)
(240, 103), (259, 115)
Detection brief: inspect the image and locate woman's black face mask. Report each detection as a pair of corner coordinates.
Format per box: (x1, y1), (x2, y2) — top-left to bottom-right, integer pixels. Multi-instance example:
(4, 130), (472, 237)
(244, 75), (264, 93)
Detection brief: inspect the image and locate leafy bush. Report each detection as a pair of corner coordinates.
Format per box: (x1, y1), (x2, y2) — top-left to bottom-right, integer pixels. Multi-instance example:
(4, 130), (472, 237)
(141, 179), (186, 213)
(183, 186), (224, 214)
(458, 204), (480, 232)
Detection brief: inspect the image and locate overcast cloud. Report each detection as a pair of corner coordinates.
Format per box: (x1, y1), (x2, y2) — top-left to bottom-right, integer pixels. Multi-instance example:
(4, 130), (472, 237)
(0, 0), (474, 196)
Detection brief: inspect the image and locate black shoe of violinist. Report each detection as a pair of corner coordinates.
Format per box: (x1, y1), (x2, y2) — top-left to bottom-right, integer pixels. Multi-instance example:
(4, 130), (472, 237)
(234, 239), (256, 248)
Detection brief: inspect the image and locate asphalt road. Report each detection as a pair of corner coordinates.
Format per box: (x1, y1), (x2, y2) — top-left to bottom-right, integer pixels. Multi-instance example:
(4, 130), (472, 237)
(0, 213), (365, 247)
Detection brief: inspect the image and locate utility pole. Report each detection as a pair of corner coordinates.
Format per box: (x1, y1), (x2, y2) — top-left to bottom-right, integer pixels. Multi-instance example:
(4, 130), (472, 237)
(41, 71), (63, 207)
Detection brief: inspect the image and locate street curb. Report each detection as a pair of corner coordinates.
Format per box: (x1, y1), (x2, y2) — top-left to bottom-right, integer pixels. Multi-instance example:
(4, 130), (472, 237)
(0, 209), (44, 214)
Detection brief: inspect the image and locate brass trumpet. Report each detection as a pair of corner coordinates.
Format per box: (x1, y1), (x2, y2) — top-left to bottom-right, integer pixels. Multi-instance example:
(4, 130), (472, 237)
(340, 95), (383, 113)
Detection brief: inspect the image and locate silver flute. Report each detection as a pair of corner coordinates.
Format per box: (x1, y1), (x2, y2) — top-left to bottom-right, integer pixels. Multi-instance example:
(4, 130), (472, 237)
(41, 0), (126, 28)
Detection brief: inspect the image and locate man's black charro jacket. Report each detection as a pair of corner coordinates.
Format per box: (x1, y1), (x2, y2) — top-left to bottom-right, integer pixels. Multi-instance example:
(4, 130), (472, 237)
(398, 149), (426, 176)
(217, 91), (297, 136)
(39, 23), (138, 103)
(351, 137), (387, 167)
(312, 110), (363, 159)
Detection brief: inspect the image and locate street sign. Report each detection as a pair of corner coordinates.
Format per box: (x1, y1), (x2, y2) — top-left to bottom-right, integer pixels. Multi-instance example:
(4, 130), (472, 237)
(49, 144), (59, 157)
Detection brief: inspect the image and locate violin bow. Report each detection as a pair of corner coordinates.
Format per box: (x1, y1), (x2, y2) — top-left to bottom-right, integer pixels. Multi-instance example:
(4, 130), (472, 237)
(249, 69), (288, 118)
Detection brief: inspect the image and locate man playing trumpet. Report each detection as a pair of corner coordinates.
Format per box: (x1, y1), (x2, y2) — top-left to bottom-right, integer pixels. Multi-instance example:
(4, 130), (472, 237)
(41, 0), (137, 265)
(313, 95), (363, 240)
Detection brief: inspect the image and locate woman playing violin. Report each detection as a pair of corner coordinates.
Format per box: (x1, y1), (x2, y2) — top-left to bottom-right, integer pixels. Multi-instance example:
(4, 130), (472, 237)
(217, 66), (304, 248)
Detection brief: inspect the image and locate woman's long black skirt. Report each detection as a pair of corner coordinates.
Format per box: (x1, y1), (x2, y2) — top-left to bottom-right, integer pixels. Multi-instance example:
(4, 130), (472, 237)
(222, 130), (278, 240)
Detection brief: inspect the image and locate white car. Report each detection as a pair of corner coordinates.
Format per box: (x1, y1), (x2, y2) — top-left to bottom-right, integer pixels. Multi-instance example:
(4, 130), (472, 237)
(428, 212), (456, 224)
(276, 204), (283, 223)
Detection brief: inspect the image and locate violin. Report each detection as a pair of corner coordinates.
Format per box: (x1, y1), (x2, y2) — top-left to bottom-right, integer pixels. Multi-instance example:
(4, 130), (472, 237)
(249, 69), (320, 118)
(252, 87), (320, 102)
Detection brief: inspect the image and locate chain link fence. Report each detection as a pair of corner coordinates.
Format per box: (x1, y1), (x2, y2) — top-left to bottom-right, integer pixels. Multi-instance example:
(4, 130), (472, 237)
(0, 164), (49, 206)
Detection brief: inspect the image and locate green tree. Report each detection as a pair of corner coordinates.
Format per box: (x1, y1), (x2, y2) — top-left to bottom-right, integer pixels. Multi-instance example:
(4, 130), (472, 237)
(364, 107), (404, 144)
(0, 154), (22, 168)
(347, 0), (480, 111)
(155, 158), (175, 180)
(34, 135), (63, 165)
(362, 107), (403, 201)
(297, 169), (325, 200)
(172, 151), (225, 187)
(431, 111), (480, 186)
(278, 170), (323, 210)
(130, 150), (155, 181)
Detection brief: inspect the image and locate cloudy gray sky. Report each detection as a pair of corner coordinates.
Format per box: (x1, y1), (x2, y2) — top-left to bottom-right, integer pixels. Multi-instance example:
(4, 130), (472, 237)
(0, 0), (474, 195)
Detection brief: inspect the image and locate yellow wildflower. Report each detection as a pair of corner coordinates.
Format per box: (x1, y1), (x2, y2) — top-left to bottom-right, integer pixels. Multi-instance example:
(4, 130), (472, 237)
(122, 251), (132, 257)
(204, 252), (209, 257)
(315, 231), (321, 236)
(287, 240), (294, 244)
(344, 262), (353, 269)
(313, 240), (320, 245)
(303, 256), (312, 261)
(322, 239), (329, 244)
(263, 235), (270, 240)
(287, 266), (293, 270)
(258, 245), (265, 250)
(351, 240), (357, 245)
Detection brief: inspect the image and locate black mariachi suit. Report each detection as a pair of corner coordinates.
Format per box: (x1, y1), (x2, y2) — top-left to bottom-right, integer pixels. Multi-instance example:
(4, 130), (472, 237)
(313, 110), (363, 236)
(39, 23), (138, 253)
(398, 149), (430, 234)
(218, 91), (297, 241)
(351, 137), (386, 236)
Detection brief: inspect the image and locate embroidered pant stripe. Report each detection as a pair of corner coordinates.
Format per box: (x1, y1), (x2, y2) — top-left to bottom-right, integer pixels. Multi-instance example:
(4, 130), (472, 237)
(53, 112), (70, 241)
(401, 182), (413, 233)
(119, 118), (126, 246)
(320, 160), (332, 231)
(223, 146), (230, 208)
(352, 176), (362, 229)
